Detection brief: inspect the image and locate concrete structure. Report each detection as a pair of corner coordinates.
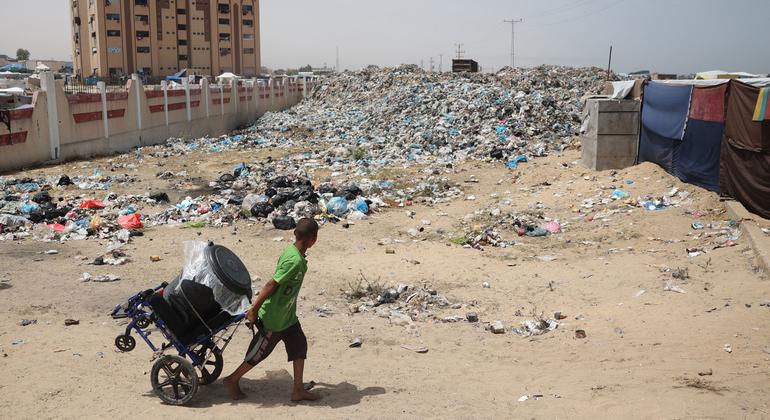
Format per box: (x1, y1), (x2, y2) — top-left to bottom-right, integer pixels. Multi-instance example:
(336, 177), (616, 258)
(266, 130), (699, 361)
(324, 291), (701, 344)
(70, 0), (260, 79)
(581, 98), (641, 171)
(0, 72), (314, 173)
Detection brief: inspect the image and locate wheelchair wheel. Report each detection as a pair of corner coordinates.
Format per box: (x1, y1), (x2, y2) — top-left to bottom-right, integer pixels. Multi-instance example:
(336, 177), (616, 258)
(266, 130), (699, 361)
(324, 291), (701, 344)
(151, 355), (199, 406)
(193, 345), (224, 385)
(136, 318), (151, 329)
(115, 335), (136, 352)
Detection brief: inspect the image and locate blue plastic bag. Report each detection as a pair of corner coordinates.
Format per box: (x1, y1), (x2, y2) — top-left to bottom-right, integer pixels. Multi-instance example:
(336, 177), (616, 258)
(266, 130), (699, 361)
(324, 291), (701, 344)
(506, 155), (528, 169)
(326, 197), (349, 217)
(352, 198), (369, 214)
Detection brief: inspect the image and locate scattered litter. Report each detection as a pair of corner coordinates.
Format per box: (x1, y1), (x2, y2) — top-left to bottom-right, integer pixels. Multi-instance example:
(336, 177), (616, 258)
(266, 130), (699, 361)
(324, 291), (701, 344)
(400, 345), (429, 354)
(512, 319), (559, 337)
(81, 273), (120, 283)
(724, 344), (732, 354)
(64, 319), (80, 326)
(19, 319), (37, 326)
(349, 338), (362, 348)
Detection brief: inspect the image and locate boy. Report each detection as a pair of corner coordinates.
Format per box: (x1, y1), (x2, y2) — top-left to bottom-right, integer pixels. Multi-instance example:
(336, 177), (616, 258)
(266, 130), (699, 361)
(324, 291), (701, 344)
(223, 218), (320, 402)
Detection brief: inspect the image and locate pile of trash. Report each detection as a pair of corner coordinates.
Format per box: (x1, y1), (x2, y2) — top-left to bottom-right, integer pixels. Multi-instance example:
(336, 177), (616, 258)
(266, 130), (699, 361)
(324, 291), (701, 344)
(344, 274), (464, 323)
(455, 206), (564, 250)
(249, 65), (608, 168)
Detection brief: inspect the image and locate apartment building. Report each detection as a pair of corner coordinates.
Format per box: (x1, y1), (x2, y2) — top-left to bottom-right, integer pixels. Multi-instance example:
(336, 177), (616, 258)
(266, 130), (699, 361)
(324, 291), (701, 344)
(70, 0), (260, 79)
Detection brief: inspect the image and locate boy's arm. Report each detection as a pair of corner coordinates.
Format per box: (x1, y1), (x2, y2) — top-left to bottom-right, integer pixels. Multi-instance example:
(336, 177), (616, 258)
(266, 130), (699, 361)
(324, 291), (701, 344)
(246, 280), (279, 323)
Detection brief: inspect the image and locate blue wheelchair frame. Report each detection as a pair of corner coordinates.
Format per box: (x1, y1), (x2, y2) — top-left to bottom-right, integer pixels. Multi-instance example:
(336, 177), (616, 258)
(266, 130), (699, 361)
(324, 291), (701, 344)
(111, 282), (246, 367)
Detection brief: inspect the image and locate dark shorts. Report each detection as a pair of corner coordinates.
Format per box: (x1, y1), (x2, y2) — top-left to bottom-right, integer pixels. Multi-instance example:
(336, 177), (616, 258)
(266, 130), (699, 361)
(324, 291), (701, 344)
(244, 321), (307, 366)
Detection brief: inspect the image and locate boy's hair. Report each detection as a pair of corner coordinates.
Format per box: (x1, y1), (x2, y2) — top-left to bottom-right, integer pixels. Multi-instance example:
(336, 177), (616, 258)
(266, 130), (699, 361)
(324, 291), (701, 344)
(295, 218), (319, 240)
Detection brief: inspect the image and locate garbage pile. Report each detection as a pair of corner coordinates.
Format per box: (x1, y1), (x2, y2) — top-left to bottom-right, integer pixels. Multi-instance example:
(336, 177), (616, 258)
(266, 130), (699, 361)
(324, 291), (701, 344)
(249, 65), (608, 168)
(455, 207), (563, 250)
(344, 275), (464, 323)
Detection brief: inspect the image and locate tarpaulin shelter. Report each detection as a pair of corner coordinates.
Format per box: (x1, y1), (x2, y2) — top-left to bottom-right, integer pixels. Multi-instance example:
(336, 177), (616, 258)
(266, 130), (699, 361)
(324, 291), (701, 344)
(638, 78), (770, 217)
(720, 81), (770, 219)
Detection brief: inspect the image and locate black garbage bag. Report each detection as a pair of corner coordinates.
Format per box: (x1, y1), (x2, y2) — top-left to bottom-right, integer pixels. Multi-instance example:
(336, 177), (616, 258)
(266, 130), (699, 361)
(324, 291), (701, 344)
(270, 192), (290, 207)
(318, 184), (337, 195)
(490, 148), (505, 160)
(264, 187), (278, 198)
(268, 176), (291, 189)
(149, 192), (170, 203)
(32, 191), (52, 204)
(272, 215), (296, 231)
(57, 175), (74, 186)
(338, 185), (363, 200)
(219, 173), (236, 183)
(250, 202), (274, 218)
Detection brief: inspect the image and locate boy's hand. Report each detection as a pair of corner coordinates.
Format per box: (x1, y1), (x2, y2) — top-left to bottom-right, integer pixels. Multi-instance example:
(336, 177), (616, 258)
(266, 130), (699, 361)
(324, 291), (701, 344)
(245, 308), (258, 325)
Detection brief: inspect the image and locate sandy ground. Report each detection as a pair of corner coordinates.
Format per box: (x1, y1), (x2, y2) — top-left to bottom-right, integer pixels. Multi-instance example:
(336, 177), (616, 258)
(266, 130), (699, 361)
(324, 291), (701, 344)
(1, 147), (769, 419)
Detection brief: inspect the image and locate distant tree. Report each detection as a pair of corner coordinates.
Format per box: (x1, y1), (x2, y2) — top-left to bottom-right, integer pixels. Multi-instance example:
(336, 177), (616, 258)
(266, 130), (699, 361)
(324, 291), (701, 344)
(273, 69), (287, 75)
(286, 69), (299, 76)
(16, 48), (30, 61)
(298, 64), (313, 72)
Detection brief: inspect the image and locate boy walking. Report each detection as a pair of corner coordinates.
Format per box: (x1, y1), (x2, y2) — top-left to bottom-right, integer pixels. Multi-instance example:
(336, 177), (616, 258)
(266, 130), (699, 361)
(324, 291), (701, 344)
(223, 218), (320, 402)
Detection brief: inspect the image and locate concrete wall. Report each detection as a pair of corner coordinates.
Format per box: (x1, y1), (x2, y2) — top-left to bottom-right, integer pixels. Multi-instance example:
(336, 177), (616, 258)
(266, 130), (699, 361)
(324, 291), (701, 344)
(581, 99), (641, 171)
(0, 73), (316, 174)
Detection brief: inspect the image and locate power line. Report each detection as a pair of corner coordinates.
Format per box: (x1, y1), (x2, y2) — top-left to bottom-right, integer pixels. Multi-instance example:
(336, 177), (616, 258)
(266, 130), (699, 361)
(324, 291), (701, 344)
(524, 0), (599, 20)
(455, 43), (465, 60)
(503, 19), (523, 68)
(540, 0), (629, 27)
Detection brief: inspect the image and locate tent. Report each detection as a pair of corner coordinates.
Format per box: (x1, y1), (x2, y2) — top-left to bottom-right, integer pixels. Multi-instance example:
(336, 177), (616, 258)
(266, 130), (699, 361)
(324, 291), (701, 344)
(639, 81), (723, 192)
(695, 70), (761, 80)
(638, 79), (770, 216)
(719, 81), (770, 218)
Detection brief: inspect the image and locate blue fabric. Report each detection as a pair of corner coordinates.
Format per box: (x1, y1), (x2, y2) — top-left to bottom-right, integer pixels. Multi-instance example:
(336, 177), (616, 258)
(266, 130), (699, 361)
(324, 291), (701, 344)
(639, 127), (675, 173)
(673, 120), (723, 192)
(642, 82), (693, 140)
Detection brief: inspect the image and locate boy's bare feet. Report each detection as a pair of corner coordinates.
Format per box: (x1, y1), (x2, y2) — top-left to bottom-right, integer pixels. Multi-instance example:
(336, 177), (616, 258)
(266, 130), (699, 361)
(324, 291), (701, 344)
(291, 389), (320, 402)
(223, 376), (247, 400)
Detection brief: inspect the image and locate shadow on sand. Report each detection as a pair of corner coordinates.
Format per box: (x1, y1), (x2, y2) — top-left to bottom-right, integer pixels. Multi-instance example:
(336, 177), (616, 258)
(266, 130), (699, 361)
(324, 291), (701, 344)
(144, 369), (386, 409)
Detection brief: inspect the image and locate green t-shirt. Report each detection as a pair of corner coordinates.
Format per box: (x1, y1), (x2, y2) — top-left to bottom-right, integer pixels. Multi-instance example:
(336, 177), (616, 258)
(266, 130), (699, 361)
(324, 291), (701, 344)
(259, 244), (307, 332)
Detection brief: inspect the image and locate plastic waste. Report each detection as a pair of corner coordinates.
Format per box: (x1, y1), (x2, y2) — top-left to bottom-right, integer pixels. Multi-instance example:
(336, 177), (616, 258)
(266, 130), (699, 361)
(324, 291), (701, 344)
(272, 215), (296, 230)
(506, 155), (528, 169)
(543, 221), (562, 234)
(250, 202), (274, 218)
(117, 214), (144, 230)
(241, 194), (261, 215)
(326, 196), (350, 217)
(20, 202), (40, 214)
(347, 211), (366, 221)
(611, 190), (630, 200)
(352, 197), (369, 214)
(80, 199), (106, 210)
(526, 227), (549, 237)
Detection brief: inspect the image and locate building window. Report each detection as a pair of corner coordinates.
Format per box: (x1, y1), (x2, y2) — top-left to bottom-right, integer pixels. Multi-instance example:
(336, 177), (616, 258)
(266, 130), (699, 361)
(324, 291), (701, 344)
(244, 48), (254, 54)
(137, 46), (150, 53)
(136, 30), (150, 39)
(135, 0), (148, 6)
(218, 18), (229, 25)
(106, 13), (120, 22)
(179, 55), (188, 61)
(243, 19), (253, 27)
(176, 8), (186, 15)
(218, 4), (230, 14)
(219, 33), (230, 41)
(107, 29), (121, 36)
(243, 5), (253, 14)
(177, 24), (187, 30)
(243, 34), (254, 40)
(178, 39), (188, 46)
(219, 48), (230, 56)
(136, 15), (149, 24)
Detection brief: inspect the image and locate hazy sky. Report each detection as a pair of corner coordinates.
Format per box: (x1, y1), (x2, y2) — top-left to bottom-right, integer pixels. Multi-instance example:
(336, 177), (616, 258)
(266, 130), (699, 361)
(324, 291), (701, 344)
(2, 0), (768, 74)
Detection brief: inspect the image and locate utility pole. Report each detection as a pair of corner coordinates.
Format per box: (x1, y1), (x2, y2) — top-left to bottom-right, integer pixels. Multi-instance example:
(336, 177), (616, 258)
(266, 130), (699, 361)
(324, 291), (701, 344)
(503, 19), (523, 68)
(429, 57), (435, 72)
(606, 45), (613, 81)
(439, 54), (443, 73)
(455, 44), (466, 60)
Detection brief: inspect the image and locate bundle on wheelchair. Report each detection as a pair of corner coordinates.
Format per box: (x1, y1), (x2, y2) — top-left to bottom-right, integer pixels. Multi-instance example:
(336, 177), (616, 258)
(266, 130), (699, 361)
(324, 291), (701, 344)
(110, 241), (253, 405)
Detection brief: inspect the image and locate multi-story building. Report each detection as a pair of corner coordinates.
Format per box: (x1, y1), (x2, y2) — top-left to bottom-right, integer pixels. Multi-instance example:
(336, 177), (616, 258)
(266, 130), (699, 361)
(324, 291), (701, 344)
(70, 0), (260, 79)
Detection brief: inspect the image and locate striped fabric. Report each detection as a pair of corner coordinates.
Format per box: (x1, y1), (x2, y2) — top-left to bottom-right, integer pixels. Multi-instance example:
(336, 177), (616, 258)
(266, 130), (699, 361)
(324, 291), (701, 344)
(754, 87), (770, 122)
